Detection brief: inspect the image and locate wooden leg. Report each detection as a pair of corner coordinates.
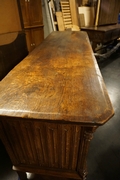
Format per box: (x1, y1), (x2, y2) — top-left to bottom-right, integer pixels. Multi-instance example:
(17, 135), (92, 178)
(77, 127), (97, 180)
(17, 171), (27, 180)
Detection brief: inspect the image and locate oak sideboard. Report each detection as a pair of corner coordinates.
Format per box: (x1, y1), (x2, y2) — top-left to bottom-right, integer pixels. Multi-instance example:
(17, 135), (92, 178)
(0, 31), (114, 180)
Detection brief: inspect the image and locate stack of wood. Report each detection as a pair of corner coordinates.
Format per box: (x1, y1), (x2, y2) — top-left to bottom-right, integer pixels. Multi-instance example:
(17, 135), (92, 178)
(49, 0), (80, 31)
(48, 0), (120, 31)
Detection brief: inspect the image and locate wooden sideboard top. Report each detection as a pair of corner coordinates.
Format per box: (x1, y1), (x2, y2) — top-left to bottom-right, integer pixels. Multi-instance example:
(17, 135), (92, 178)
(0, 31), (114, 125)
(81, 24), (120, 32)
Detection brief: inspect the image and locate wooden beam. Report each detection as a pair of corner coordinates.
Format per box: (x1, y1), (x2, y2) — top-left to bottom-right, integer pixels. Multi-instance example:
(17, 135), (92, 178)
(56, 12), (65, 31)
(69, 0), (80, 27)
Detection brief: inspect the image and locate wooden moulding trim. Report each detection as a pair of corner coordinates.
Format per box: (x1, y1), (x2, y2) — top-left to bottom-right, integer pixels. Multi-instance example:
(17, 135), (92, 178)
(13, 166), (81, 179)
(24, 24), (44, 29)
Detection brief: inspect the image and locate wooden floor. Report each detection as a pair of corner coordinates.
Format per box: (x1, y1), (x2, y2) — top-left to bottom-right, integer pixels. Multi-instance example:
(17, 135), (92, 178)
(0, 50), (120, 180)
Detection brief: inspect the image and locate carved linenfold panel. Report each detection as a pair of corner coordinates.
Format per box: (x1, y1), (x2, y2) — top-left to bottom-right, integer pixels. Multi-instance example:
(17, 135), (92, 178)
(0, 121), (18, 164)
(34, 122), (81, 170)
(1, 118), (81, 170)
(46, 124), (59, 167)
(1, 120), (33, 165)
(60, 124), (81, 170)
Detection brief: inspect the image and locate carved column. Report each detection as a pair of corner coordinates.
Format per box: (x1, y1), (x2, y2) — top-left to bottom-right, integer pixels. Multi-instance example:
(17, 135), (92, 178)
(77, 127), (97, 180)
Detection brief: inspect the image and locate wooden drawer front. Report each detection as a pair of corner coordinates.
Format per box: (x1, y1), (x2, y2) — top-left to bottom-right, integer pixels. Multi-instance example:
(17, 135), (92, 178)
(111, 29), (120, 40)
(104, 30), (112, 43)
(0, 118), (81, 170)
(104, 29), (120, 43)
(87, 31), (104, 43)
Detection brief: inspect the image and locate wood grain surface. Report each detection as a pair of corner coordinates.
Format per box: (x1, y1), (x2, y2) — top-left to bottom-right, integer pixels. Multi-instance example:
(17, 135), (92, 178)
(0, 31), (114, 125)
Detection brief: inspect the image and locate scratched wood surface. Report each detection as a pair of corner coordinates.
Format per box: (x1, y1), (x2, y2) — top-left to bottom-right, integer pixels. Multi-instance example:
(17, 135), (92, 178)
(0, 31), (114, 125)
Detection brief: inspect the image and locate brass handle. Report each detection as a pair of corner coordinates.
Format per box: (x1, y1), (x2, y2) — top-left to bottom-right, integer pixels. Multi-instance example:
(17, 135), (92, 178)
(31, 43), (35, 46)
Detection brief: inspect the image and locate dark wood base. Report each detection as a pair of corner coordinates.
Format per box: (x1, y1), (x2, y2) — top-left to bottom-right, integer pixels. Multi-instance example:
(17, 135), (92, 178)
(81, 24), (120, 52)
